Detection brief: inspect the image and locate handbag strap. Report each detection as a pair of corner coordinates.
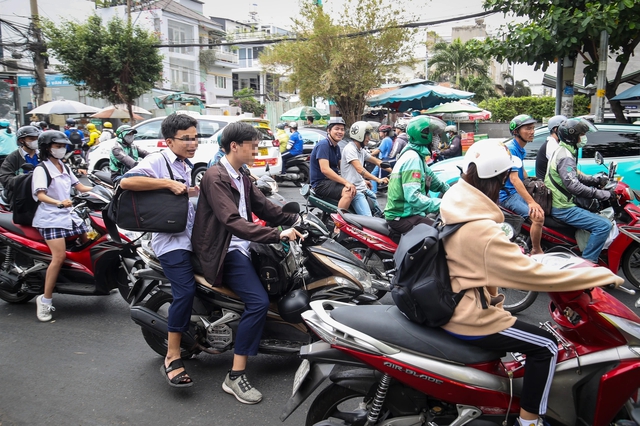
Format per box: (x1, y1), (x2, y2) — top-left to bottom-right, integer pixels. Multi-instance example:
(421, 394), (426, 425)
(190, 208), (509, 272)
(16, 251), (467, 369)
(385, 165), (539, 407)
(160, 151), (176, 181)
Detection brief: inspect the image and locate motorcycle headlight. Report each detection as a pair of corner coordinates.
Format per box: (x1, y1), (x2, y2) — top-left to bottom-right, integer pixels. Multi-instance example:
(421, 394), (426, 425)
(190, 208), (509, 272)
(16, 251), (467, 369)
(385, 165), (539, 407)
(328, 258), (372, 290)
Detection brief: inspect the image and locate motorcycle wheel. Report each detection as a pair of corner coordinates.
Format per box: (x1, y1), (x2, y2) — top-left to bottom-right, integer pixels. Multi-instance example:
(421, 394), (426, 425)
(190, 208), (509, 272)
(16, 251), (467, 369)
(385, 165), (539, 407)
(621, 242), (640, 289)
(115, 258), (146, 303)
(294, 163), (309, 188)
(140, 291), (200, 359)
(306, 384), (378, 426)
(500, 288), (538, 313)
(0, 288), (35, 304)
(340, 240), (388, 299)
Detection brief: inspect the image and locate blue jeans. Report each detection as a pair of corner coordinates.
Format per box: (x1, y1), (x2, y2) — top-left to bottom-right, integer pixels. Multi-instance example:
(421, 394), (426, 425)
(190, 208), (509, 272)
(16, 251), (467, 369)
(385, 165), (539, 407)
(158, 249), (196, 333)
(500, 192), (530, 219)
(551, 206), (612, 262)
(351, 189), (383, 217)
(222, 250), (270, 356)
(370, 163), (392, 193)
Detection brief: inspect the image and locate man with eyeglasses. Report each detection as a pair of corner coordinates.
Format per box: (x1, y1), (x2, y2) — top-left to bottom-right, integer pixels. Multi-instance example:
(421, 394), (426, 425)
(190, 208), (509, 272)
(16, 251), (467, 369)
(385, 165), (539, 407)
(120, 113), (201, 389)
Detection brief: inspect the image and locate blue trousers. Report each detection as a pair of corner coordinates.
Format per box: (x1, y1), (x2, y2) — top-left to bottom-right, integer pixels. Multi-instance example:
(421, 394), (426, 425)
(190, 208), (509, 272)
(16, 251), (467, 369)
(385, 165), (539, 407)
(158, 249), (196, 333)
(222, 250), (270, 356)
(551, 206), (612, 262)
(352, 189), (383, 217)
(500, 192), (530, 219)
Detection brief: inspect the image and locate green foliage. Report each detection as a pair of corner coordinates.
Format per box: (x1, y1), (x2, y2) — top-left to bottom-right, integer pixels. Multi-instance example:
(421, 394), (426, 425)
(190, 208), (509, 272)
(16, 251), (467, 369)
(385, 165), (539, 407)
(480, 0), (640, 121)
(42, 15), (163, 114)
(458, 75), (498, 103)
(429, 38), (489, 88)
(502, 74), (532, 97)
(260, 0), (414, 127)
(478, 96), (590, 122)
(199, 49), (217, 72)
(231, 88), (265, 117)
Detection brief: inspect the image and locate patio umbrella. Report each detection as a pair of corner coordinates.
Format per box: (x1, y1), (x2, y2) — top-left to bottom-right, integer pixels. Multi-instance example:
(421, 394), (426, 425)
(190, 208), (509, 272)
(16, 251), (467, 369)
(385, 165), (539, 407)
(28, 99), (101, 115)
(90, 105), (145, 120)
(367, 80), (474, 112)
(425, 101), (491, 121)
(280, 106), (329, 122)
(612, 84), (640, 101)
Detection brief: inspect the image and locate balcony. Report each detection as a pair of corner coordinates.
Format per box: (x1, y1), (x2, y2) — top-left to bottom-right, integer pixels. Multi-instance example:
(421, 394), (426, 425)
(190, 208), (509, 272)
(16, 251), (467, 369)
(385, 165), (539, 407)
(214, 49), (238, 64)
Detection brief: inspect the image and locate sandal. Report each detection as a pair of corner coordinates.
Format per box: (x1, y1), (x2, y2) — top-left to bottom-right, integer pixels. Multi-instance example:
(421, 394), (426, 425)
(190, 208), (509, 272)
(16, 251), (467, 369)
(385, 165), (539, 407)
(160, 359), (193, 388)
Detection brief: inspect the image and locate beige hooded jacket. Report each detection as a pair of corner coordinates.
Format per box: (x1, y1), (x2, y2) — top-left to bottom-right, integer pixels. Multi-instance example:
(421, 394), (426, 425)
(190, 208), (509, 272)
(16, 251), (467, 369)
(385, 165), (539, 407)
(439, 178), (624, 336)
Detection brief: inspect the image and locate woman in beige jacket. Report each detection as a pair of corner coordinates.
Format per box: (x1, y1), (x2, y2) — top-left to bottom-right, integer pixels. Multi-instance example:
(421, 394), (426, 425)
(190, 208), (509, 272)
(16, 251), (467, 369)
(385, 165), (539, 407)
(439, 140), (624, 426)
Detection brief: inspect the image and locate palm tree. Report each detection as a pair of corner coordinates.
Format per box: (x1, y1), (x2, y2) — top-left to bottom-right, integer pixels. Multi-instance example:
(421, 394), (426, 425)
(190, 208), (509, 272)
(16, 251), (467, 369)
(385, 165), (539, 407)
(459, 75), (498, 103)
(428, 38), (488, 88)
(502, 73), (532, 97)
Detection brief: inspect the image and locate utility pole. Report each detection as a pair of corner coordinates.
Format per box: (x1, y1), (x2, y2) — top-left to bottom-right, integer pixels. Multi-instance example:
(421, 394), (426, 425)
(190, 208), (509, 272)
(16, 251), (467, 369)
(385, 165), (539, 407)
(127, 0), (132, 24)
(593, 30), (609, 123)
(29, 0), (47, 106)
(560, 55), (575, 117)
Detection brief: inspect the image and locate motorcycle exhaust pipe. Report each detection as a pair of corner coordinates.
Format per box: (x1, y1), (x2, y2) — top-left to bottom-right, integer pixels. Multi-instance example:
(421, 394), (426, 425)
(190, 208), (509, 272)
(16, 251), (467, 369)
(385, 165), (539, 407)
(130, 306), (198, 347)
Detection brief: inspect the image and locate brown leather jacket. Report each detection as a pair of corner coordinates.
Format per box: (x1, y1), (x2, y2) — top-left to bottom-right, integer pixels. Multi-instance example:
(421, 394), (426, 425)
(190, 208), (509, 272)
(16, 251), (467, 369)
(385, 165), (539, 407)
(192, 163), (297, 285)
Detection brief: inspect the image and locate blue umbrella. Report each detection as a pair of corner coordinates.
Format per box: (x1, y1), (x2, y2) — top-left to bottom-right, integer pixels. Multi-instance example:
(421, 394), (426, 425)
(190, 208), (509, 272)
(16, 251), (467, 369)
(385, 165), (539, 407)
(367, 79), (474, 112)
(612, 84), (640, 101)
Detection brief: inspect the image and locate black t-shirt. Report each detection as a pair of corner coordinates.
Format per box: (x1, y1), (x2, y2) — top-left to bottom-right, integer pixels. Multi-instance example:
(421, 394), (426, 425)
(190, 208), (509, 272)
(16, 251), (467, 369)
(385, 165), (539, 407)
(535, 140), (549, 180)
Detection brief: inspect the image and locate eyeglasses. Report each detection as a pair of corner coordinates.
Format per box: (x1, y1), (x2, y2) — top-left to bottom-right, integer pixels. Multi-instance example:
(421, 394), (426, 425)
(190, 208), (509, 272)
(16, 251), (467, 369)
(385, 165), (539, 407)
(173, 136), (198, 142)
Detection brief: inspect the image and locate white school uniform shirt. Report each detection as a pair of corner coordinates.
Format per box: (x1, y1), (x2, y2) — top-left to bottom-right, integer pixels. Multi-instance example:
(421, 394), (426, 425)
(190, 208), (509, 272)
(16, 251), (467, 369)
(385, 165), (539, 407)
(31, 159), (84, 229)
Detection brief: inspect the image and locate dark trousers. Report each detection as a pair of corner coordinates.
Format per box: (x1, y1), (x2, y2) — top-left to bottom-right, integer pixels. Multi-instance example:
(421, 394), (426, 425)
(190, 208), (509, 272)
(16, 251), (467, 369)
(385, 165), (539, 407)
(158, 249), (196, 333)
(465, 320), (558, 415)
(281, 151), (293, 173)
(222, 250), (270, 356)
(387, 215), (434, 235)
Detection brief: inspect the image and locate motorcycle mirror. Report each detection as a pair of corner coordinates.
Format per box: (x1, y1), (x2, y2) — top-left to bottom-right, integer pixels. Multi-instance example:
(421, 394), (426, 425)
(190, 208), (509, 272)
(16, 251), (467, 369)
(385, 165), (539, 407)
(380, 162), (391, 169)
(282, 202), (301, 214)
(21, 163), (35, 172)
(594, 152), (604, 165)
(299, 184), (310, 197)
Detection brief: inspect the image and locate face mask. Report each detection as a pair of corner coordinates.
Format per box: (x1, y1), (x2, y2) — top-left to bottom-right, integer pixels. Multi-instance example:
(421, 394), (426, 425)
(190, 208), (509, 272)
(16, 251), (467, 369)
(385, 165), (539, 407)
(123, 133), (135, 145)
(26, 141), (38, 150)
(51, 147), (67, 159)
(577, 135), (588, 148)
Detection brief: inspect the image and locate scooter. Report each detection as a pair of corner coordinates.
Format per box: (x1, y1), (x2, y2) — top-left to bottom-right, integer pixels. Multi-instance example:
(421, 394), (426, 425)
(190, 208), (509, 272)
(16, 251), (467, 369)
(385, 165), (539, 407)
(0, 186), (144, 304)
(282, 253), (640, 426)
(128, 202), (380, 359)
(504, 153), (640, 311)
(271, 154), (310, 187)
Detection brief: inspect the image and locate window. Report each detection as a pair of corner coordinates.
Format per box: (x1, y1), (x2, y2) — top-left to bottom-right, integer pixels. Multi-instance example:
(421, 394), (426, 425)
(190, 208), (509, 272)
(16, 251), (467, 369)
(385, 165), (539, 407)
(197, 120), (225, 139)
(169, 59), (196, 93)
(238, 48), (253, 67)
(134, 120), (163, 140)
(582, 130), (640, 158)
(167, 20), (194, 54)
(215, 76), (226, 89)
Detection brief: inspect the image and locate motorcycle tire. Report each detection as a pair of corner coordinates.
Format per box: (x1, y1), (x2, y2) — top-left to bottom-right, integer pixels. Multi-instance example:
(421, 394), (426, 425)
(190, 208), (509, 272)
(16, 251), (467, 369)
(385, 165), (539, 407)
(294, 163), (309, 188)
(621, 242), (640, 289)
(340, 240), (389, 300)
(500, 288), (538, 313)
(140, 291), (201, 359)
(306, 383), (377, 426)
(0, 288), (34, 304)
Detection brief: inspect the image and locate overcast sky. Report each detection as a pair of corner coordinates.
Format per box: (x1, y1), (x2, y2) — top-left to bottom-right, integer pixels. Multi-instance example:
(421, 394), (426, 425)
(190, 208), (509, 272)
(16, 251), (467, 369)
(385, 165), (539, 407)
(0, 0), (545, 84)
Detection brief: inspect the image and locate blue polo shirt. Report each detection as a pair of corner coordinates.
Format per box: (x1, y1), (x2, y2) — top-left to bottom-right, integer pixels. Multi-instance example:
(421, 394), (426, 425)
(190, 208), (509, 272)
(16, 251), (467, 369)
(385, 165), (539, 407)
(310, 138), (341, 187)
(499, 139), (526, 203)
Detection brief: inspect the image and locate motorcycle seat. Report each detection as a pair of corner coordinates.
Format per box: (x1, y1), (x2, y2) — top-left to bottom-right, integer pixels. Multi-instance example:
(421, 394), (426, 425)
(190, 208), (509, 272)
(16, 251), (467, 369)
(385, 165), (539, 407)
(93, 170), (113, 186)
(330, 304), (505, 364)
(339, 211), (391, 236)
(0, 213), (45, 242)
(544, 216), (578, 236)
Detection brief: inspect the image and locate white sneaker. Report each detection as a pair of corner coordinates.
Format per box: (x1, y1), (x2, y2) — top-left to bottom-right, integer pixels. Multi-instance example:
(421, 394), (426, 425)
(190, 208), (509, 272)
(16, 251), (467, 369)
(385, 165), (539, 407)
(36, 295), (55, 322)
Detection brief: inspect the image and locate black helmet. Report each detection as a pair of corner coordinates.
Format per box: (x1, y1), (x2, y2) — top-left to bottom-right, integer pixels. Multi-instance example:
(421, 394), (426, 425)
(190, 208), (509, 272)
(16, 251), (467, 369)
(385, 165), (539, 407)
(509, 114), (537, 136)
(277, 289), (310, 323)
(16, 125), (41, 141)
(557, 118), (594, 145)
(65, 118), (76, 126)
(276, 122), (286, 130)
(38, 130), (71, 152)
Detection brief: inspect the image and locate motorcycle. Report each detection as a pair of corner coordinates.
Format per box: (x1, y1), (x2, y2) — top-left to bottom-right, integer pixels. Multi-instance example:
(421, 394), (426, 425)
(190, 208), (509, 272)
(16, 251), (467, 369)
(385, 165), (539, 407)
(270, 154), (310, 187)
(503, 153), (640, 312)
(128, 202), (380, 359)
(0, 186), (144, 304)
(281, 252), (640, 426)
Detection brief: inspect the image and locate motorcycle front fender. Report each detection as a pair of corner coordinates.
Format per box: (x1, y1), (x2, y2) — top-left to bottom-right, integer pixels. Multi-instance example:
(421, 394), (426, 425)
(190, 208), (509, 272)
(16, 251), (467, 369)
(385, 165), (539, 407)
(129, 271), (166, 305)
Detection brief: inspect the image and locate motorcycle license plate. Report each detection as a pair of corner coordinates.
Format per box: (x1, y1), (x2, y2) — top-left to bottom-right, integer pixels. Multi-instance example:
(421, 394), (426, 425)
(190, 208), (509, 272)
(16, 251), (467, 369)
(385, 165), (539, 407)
(258, 147), (268, 156)
(292, 359), (310, 397)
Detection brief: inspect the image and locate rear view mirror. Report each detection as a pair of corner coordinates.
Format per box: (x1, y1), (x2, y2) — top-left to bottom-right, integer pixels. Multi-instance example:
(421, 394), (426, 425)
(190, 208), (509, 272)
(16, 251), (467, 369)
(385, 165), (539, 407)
(282, 202), (301, 214)
(595, 152), (604, 165)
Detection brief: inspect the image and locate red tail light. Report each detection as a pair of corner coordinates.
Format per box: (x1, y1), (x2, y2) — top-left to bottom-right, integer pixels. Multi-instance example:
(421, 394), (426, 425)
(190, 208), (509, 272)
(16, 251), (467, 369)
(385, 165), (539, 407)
(73, 149), (81, 155)
(272, 140), (280, 147)
(157, 140), (167, 148)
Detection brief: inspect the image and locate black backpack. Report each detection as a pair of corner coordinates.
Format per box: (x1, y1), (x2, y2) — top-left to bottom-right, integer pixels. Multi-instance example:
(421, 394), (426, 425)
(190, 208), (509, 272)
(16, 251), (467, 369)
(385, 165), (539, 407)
(12, 163), (69, 226)
(391, 221), (486, 327)
(67, 129), (84, 150)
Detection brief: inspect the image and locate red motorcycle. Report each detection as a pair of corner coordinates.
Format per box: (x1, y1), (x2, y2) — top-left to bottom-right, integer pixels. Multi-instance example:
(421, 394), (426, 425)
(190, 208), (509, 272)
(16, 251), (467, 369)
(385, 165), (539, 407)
(0, 186), (143, 304)
(281, 253), (640, 426)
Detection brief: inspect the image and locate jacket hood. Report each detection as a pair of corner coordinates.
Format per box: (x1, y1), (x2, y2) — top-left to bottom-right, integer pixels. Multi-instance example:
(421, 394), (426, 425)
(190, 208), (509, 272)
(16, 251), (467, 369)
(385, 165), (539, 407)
(440, 178), (504, 225)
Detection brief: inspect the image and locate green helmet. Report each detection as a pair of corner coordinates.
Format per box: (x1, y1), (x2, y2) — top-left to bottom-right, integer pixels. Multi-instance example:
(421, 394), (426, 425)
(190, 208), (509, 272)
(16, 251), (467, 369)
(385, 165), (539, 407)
(509, 114), (536, 136)
(406, 116), (446, 146)
(115, 125), (137, 139)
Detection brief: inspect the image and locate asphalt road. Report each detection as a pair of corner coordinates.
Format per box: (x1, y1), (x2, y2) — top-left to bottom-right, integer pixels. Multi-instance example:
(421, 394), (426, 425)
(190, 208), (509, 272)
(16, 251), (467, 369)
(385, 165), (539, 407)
(0, 181), (638, 426)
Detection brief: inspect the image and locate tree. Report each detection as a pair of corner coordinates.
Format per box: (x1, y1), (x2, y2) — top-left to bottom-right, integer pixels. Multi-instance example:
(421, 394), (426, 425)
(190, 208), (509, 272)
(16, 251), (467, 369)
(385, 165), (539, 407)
(260, 0), (414, 127)
(41, 15), (163, 122)
(502, 73), (531, 97)
(458, 75), (498, 103)
(230, 88), (265, 117)
(480, 0), (640, 122)
(429, 38), (489, 89)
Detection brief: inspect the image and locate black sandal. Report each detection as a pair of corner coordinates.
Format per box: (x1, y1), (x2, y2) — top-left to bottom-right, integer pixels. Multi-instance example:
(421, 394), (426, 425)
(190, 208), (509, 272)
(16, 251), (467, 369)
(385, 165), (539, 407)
(160, 359), (193, 388)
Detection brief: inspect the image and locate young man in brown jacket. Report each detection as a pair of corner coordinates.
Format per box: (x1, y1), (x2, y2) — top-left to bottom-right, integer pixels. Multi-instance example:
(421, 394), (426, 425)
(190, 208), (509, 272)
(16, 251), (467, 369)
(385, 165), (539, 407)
(192, 122), (301, 404)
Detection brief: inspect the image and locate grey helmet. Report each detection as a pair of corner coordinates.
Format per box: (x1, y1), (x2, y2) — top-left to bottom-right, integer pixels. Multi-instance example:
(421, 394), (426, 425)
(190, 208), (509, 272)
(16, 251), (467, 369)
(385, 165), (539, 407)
(547, 115), (567, 134)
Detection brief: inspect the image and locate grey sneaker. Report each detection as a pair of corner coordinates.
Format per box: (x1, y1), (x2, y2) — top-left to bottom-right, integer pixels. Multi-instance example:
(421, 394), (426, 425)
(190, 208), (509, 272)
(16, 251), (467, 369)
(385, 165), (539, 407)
(36, 295), (55, 322)
(222, 372), (263, 404)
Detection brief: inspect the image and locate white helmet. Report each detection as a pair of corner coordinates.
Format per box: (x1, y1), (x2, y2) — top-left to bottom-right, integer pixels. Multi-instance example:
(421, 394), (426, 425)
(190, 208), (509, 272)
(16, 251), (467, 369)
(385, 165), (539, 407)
(444, 125), (457, 134)
(349, 121), (373, 143)
(289, 121), (298, 129)
(462, 140), (522, 178)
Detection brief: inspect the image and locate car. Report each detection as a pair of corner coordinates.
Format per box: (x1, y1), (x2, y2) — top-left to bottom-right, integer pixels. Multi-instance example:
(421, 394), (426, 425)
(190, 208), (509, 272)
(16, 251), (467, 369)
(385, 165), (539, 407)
(299, 128), (327, 154)
(429, 123), (640, 195)
(87, 113), (281, 186)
